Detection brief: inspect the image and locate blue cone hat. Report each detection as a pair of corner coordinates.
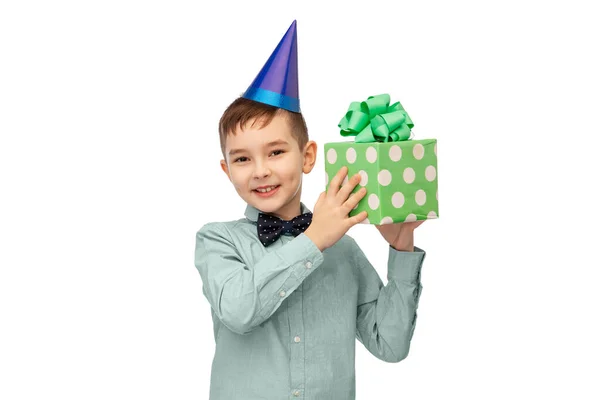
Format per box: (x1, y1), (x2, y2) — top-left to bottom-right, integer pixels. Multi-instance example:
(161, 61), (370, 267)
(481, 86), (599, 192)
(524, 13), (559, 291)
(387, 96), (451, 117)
(242, 20), (300, 113)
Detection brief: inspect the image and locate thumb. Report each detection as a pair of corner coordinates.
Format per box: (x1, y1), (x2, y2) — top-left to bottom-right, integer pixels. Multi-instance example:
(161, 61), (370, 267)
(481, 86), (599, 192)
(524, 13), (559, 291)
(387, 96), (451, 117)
(313, 191), (325, 211)
(317, 191), (326, 203)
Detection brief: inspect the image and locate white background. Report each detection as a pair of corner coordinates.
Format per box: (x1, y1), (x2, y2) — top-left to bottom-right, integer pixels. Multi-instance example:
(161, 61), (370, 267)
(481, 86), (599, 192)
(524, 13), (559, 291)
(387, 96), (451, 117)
(1, 0), (599, 398)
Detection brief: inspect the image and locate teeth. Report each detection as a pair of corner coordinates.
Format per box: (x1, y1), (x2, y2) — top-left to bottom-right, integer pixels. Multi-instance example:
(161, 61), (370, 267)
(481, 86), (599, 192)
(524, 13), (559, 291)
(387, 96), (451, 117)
(256, 185), (278, 193)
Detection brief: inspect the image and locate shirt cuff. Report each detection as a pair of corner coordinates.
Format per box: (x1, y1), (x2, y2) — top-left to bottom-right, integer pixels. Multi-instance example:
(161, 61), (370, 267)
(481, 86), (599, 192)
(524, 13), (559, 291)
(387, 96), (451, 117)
(387, 245), (426, 282)
(279, 233), (325, 280)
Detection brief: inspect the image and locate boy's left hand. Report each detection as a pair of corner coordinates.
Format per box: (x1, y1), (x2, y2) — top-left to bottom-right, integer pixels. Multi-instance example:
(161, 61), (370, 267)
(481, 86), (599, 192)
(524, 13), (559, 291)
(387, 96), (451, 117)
(375, 220), (425, 252)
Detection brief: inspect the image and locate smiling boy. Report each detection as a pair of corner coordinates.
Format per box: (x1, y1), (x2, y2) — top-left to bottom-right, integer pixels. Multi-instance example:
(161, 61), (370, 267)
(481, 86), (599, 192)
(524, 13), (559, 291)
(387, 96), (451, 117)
(194, 21), (426, 400)
(218, 103), (310, 222)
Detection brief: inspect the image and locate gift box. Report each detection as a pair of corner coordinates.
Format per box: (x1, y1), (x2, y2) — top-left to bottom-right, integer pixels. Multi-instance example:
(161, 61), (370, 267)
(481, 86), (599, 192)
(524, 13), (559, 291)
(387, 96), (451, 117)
(324, 94), (439, 225)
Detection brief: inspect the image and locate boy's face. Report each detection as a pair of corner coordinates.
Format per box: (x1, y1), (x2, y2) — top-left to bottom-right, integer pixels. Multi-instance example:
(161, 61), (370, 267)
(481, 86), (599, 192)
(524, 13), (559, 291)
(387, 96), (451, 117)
(220, 114), (317, 221)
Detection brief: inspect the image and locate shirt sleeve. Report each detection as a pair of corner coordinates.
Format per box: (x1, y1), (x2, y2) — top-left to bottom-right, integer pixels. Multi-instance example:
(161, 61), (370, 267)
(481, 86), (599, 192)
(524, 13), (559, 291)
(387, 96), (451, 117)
(194, 222), (324, 335)
(353, 239), (426, 363)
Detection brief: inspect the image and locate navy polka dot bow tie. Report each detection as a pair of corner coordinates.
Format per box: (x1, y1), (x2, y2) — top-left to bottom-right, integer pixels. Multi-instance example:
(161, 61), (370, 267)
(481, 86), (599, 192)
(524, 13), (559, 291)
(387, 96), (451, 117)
(257, 212), (313, 247)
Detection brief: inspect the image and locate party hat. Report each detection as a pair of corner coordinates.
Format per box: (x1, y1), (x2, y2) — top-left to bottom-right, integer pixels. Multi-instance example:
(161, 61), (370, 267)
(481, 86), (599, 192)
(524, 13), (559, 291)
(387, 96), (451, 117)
(242, 20), (300, 113)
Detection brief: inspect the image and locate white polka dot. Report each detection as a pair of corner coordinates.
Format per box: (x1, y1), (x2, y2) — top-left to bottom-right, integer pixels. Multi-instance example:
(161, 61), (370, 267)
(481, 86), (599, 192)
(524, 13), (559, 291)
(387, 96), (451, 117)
(403, 167), (415, 184)
(359, 170), (368, 186)
(327, 148), (337, 164)
(405, 213), (417, 222)
(380, 216), (393, 225)
(378, 169), (392, 186)
(368, 194), (379, 210)
(392, 192), (405, 208)
(434, 142), (437, 155)
(366, 146), (377, 163)
(360, 217), (370, 224)
(425, 165), (436, 181)
(427, 211), (437, 219)
(389, 145), (402, 161)
(413, 143), (424, 160)
(346, 147), (357, 163)
(415, 189), (426, 206)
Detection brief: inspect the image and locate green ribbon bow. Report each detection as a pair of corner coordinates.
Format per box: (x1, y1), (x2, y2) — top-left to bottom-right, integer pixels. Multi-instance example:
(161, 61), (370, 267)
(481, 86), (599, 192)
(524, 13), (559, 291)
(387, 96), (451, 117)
(338, 94), (413, 143)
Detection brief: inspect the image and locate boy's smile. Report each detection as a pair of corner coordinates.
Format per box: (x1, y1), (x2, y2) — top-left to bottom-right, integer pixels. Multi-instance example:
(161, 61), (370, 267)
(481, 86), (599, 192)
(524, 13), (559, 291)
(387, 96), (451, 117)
(220, 113), (317, 221)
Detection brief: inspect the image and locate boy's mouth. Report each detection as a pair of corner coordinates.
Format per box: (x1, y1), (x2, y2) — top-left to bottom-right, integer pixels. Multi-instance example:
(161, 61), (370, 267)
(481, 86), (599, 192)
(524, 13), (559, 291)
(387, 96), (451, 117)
(253, 185), (280, 197)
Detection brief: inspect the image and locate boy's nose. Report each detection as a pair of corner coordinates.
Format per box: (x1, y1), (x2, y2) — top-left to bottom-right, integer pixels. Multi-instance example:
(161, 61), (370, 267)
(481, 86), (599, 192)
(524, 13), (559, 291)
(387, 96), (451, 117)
(252, 163), (271, 179)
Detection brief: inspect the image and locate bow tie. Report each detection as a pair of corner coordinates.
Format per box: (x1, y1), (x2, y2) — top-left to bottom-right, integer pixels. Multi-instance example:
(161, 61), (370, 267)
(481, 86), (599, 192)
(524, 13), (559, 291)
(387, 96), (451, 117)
(257, 212), (313, 247)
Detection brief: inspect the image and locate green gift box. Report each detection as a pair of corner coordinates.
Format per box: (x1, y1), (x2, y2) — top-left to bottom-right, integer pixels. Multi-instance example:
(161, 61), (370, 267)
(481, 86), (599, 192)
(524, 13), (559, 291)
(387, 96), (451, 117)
(324, 94), (439, 225)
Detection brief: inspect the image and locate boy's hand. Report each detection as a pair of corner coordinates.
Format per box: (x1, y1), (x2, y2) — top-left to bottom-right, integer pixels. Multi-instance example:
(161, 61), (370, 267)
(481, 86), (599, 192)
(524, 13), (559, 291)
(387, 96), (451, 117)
(375, 220), (425, 252)
(304, 166), (368, 251)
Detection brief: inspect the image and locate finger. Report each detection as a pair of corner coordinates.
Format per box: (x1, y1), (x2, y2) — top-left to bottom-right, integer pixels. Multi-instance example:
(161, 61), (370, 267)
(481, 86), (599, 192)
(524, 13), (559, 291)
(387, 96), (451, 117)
(348, 210), (368, 226)
(327, 166), (348, 198)
(342, 186), (367, 212)
(336, 172), (362, 203)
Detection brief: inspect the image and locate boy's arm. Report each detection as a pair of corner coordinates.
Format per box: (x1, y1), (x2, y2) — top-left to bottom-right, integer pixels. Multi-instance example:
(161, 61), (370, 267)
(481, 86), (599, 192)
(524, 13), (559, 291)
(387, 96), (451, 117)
(353, 238), (426, 363)
(194, 222), (324, 335)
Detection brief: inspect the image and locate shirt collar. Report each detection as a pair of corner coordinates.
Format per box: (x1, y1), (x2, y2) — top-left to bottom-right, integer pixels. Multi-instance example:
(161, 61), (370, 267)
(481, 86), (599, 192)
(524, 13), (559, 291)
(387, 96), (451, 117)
(244, 201), (312, 223)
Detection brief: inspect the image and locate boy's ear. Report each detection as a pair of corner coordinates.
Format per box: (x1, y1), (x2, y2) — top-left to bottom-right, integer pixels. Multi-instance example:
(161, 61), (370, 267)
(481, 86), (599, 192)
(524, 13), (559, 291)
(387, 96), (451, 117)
(220, 159), (231, 181)
(302, 140), (318, 174)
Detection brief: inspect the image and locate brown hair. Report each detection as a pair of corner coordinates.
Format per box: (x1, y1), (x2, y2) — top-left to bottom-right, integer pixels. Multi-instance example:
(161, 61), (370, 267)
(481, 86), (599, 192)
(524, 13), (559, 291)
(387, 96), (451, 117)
(218, 97), (309, 160)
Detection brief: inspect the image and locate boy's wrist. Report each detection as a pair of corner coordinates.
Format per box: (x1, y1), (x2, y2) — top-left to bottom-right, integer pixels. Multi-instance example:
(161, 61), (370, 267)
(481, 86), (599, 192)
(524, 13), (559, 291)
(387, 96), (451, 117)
(390, 231), (415, 252)
(391, 241), (414, 252)
(304, 227), (326, 252)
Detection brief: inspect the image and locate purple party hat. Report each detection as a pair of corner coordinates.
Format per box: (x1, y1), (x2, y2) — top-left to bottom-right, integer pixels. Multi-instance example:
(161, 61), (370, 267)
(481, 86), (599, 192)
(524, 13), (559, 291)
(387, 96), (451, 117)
(242, 20), (300, 113)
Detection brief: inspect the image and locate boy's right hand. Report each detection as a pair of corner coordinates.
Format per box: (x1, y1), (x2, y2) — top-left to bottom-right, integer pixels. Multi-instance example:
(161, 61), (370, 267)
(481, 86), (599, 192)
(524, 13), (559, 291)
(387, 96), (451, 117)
(304, 166), (368, 251)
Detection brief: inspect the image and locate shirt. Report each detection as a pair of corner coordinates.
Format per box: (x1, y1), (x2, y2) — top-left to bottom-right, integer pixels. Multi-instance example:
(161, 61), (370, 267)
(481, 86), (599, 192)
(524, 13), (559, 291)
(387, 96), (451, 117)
(194, 202), (426, 400)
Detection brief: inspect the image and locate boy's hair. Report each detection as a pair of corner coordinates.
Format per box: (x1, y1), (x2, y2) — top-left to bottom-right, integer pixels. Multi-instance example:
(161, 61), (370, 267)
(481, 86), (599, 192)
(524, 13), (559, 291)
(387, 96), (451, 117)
(219, 97), (309, 161)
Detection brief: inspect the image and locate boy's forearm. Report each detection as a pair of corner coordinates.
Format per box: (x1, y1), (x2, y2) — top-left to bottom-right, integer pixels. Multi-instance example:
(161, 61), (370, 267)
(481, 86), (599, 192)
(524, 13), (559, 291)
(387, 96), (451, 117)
(196, 225), (325, 335)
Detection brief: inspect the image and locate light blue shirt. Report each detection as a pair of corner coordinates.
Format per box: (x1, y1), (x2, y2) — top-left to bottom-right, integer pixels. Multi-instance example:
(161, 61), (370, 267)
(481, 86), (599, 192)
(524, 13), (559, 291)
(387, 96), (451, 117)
(194, 202), (426, 399)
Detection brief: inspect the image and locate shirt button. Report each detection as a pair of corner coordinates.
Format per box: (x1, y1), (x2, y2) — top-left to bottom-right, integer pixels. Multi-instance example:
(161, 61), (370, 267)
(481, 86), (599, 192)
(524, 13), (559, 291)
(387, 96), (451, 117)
(279, 290), (286, 297)
(294, 336), (301, 343)
(305, 261), (312, 269)
(293, 390), (301, 396)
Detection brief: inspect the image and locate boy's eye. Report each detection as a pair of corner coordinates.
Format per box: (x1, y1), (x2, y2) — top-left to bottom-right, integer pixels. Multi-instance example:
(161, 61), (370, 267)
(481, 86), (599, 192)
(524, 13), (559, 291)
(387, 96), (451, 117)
(233, 150), (283, 163)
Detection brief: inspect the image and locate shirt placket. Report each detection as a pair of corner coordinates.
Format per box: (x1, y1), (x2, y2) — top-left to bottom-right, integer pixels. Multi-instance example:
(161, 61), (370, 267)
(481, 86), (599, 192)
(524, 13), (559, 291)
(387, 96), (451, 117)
(283, 235), (306, 399)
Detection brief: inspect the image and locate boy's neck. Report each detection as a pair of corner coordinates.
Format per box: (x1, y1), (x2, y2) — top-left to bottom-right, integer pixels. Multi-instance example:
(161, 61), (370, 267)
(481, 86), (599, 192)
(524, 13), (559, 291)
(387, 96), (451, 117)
(267, 201), (302, 221)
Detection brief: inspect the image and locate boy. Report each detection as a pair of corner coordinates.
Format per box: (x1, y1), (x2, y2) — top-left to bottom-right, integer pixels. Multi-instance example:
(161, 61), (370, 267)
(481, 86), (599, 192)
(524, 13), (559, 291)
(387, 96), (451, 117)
(194, 21), (426, 400)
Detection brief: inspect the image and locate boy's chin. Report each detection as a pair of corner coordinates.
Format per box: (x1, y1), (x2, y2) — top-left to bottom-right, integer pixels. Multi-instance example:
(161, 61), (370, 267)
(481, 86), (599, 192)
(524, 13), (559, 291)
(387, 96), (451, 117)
(247, 193), (285, 212)
(249, 199), (280, 213)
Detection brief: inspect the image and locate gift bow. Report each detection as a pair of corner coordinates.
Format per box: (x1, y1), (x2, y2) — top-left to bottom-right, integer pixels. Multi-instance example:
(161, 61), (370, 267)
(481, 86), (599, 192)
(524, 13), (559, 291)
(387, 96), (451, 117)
(338, 94), (413, 143)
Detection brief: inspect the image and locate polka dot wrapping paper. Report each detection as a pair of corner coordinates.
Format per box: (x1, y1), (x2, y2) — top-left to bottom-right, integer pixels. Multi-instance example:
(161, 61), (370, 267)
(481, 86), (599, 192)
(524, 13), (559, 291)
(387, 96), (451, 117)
(324, 139), (439, 225)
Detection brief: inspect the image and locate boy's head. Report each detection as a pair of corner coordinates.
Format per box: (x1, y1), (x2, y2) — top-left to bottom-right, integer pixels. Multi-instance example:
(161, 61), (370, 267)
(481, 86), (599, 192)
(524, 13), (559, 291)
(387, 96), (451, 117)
(219, 97), (317, 220)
